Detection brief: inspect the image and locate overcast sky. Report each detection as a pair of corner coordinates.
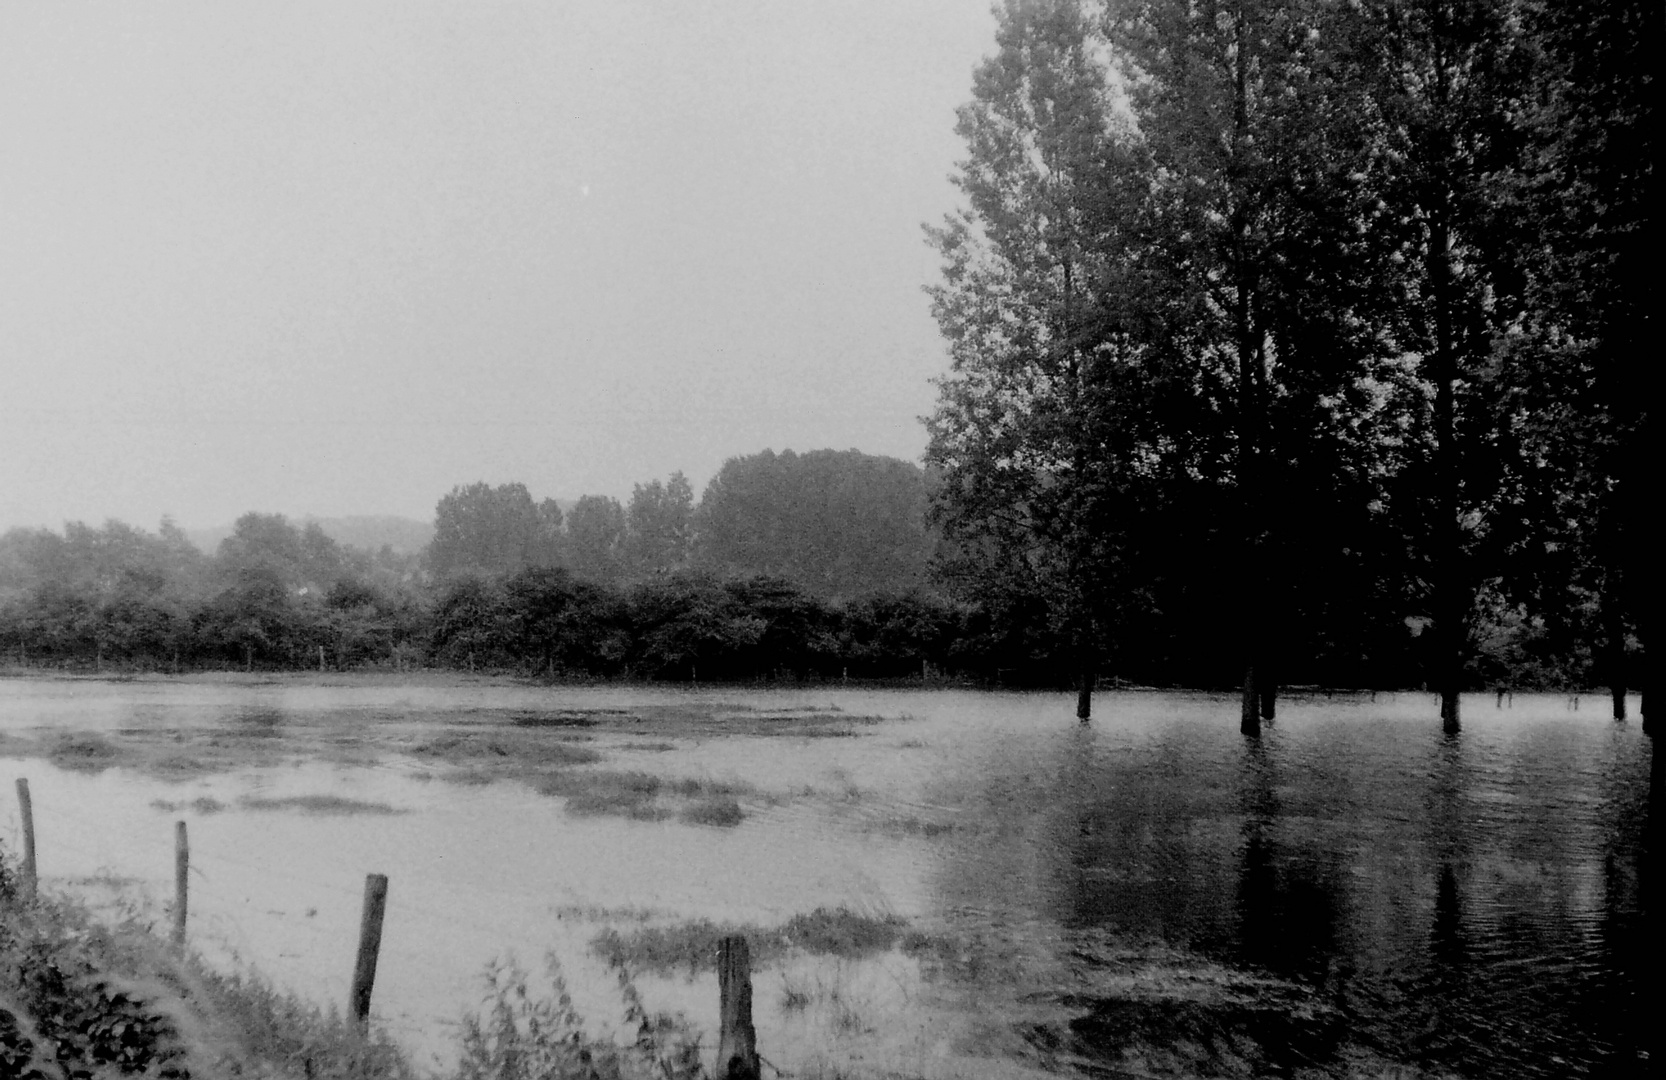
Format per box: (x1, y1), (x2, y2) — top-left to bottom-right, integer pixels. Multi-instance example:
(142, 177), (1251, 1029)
(1, 1), (995, 532)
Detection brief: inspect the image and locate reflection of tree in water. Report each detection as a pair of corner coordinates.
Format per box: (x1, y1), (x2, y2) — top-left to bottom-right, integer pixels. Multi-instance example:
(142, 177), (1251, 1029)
(1231, 735), (1344, 984)
(1054, 724), (1237, 942)
(922, 703), (1653, 1076)
(1587, 734), (1654, 1070)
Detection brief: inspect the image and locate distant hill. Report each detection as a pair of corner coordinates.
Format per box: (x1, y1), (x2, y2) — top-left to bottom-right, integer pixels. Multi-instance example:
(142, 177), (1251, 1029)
(185, 515), (433, 556)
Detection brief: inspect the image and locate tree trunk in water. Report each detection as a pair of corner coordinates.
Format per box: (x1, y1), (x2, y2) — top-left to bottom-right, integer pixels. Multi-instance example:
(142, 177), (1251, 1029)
(1602, 575), (1628, 720)
(1440, 689), (1460, 732)
(1431, 199), (1463, 736)
(1229, 19), (1267, 743)
(1241, 665), (1260, 736)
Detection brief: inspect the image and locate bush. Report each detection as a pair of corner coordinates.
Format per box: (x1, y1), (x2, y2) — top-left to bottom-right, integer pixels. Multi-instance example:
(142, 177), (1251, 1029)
(455, 956), (701, 1080)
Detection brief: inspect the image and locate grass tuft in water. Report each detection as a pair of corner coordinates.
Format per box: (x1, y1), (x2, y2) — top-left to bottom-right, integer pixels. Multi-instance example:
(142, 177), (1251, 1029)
(410, 733), (603, 769)
(678, 795), (744, 827)
(591, 907), (913, 976)
(534, 770), (670, 819)
(45, 731), (121, 772)
(149, 796), (228, 815)
(238, 794), (405, 815)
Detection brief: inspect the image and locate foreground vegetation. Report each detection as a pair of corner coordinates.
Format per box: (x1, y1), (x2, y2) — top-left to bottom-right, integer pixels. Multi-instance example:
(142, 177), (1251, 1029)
(4, 848), (1467, 1080)
(1, 855), (413, 1079)
(0, 854), (713, 1080)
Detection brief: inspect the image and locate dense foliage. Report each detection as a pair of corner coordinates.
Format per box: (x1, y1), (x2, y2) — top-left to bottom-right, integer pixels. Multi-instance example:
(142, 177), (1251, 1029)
(925, 0), (1655, 722)
(0, 505), (1061, 685)
(0, 448), (953, 676)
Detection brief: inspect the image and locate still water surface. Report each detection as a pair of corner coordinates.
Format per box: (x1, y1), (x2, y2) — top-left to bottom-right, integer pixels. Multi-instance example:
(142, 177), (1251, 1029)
(0, 678), (1651, 1077)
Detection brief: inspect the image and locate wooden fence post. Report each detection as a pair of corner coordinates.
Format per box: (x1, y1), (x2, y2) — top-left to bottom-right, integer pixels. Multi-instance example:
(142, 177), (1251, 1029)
(172, 821), (189, 946)
(350, 873), (389, 1025)
(15, 778), (37, 903)
(715, 935), (759, 1080)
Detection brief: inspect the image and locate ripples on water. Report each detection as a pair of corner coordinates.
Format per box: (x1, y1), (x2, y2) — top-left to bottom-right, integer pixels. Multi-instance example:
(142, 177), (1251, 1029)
(0, 678), (1652, 1077)
(926, 692), (1651, 1077)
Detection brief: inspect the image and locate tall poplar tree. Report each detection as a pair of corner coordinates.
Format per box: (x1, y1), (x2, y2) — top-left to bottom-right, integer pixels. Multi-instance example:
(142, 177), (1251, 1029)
(1108, 0), (1398, 731)
(1357, 0), (1533, 729)
(1517, 0), (1658, 723)
(926, 0), (1158, 720)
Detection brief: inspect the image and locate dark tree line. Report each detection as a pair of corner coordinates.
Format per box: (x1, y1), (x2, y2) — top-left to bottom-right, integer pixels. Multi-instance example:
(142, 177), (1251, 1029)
(926, 0), (1655, 727)
(0, 452), (967, 681)
(0, 515), (1043, 683)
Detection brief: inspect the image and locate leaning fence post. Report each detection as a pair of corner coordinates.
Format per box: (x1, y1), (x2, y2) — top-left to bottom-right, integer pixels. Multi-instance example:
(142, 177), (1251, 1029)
(172, 821), (189, 946)
(350, 873), (389, 1025)
(15, 778), (37, 903)
(715, 935), (759, 1080)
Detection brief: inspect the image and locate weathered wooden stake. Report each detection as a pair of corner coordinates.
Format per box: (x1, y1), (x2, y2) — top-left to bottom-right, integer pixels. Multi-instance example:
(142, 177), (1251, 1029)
(350, 873), (389, 1025)
(715, 935), (759, 1080)
(15, 778), (37, 903)
(172, 821), (189, 946)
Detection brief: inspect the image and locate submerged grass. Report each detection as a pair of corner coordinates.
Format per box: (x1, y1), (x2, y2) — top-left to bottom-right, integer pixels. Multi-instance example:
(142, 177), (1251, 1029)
(591, 907), (916, 976)
(533, 769), (758, 823)
(149, 796), (228, 815)
(533, 770), (671, 820)
(238, 794), (405, 815)
(408, 731), (604, 769)
(44, 731), (121, 772)
(678, 795), (744, 827)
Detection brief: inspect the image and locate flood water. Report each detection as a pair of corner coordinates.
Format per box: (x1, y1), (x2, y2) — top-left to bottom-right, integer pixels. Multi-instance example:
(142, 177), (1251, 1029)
(0, 677), (1652, 1077)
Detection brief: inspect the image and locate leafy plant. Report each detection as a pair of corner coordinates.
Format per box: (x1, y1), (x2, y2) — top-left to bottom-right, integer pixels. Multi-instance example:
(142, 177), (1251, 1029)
(455, 955), (703, 1080)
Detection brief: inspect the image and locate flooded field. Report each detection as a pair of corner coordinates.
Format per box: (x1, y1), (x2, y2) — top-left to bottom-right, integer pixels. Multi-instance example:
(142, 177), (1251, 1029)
(0, 674), (1652, 1078)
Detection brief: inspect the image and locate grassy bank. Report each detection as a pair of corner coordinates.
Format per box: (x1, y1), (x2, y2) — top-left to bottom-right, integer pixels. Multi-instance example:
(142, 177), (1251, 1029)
(2, 854), (1465, 1080)
(0, 858), (710, 1080)
(0, 856), (413, 1079)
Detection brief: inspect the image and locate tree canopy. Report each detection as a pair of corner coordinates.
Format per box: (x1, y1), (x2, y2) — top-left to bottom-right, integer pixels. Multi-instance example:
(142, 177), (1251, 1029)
(926, 0), (1654, 724)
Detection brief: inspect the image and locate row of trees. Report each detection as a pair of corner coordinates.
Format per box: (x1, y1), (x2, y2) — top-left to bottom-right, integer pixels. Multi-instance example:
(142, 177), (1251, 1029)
(0, 516), (1054, 680)
(0, 516), (420, 671)
(427, 449), (938, 596)
(927, 0), (1655, 729)
(0, 508), (1582, 689)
